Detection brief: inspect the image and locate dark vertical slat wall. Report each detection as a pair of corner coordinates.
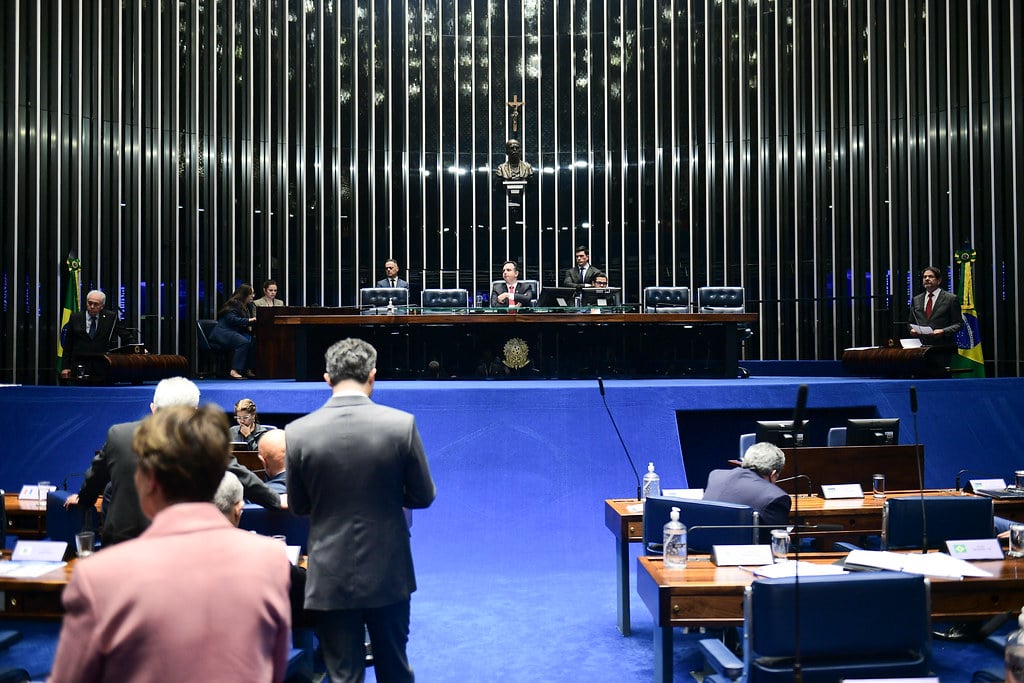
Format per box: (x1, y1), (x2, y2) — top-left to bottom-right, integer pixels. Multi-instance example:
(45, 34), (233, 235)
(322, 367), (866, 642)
(1, 0), (1022, 383)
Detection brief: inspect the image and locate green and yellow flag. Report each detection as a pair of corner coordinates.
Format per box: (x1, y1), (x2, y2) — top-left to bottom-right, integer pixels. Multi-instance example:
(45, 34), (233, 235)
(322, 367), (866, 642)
(952, 247), (985, 377)
(57, 254), (82, 371)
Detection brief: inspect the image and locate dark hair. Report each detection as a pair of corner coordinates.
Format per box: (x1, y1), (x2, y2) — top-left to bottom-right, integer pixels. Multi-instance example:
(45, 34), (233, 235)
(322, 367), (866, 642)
(262, 279), (278, 290)
(133, 404), (230, 504)
(575, 245), (589, 256)
(218, 283), (254, 317)
(502, 260), (519, 273)
(325, 338), (377, 385)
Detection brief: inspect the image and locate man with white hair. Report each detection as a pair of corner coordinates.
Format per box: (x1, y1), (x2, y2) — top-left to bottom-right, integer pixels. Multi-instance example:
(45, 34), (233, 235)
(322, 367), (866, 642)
(212, 471), (245, 527)
(59, 289), (137, 380)
(703, 441), (792, 531)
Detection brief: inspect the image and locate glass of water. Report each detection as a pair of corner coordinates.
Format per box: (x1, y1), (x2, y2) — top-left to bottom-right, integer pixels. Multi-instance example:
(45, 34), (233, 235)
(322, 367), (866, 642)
(771, 529), (791, 562)
(1010, 524), (1024, 558)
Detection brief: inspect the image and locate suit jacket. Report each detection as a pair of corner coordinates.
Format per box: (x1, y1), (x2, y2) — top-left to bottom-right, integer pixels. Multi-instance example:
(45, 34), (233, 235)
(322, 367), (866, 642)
(489, 281), (535, 307)
(77, 420), (150, 545)
(286, 394), (436, 610)
(229, 456), (282, 509)
(703, 467), (792, 531)
(49, 503), (291, 683)
(376, 277), (409, 289)
(62, 309), (135, 362)
(563, 264), (602, 287)
(911, 288), (962, 346)
(265, 471), (288, 495)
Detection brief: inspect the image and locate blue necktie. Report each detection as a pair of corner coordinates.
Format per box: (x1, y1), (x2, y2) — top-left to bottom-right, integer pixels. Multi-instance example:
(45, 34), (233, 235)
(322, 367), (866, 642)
(88, 316), (97, 339)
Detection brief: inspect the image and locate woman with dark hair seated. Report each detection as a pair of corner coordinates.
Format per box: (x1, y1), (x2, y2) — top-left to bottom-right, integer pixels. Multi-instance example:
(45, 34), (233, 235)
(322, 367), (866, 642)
(209, 284), (256, 379)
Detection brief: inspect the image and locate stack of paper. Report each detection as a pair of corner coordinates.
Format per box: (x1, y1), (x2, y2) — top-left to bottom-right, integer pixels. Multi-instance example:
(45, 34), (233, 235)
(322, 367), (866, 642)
(845, 550), (992, 579)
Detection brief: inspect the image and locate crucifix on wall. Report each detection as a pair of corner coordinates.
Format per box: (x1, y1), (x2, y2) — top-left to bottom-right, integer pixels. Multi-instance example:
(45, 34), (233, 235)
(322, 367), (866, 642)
(506, 95), (524, 133)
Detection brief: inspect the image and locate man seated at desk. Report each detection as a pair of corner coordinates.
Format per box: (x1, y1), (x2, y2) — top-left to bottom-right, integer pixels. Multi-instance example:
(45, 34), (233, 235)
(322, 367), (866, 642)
(703, 442), (791, 536)
(258, 429), (288, 495)
(59, 289), (137, 380)
(491, 260), (534, 308)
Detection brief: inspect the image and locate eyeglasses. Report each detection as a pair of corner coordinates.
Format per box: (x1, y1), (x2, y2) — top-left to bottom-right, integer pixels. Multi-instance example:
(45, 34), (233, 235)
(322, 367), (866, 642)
(234, 414), (253, 422)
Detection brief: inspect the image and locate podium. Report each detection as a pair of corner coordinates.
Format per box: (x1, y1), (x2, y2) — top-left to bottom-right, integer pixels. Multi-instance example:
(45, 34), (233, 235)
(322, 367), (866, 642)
(66, 345), (189, 385)
(842, 344), (955, 378)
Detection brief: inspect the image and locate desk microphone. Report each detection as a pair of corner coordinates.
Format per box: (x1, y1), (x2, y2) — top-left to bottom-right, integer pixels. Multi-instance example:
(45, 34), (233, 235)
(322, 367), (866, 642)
(790, 384), (808, 683)
(598, 377), (642, 500)
(775, 474), (814, 497)
(910, 385), (927, 553)
(954, 468), (999, 494)
(62, 471), (88, 491)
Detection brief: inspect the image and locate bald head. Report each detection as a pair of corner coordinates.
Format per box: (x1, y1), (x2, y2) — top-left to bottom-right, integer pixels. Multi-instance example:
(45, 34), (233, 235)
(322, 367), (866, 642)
(258, 429), (287, 477)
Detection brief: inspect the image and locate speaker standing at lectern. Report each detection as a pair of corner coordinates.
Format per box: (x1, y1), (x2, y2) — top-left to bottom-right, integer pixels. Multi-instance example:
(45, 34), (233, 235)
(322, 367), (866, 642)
(909, 266), (962, 348)
(60, 289), (137, 380)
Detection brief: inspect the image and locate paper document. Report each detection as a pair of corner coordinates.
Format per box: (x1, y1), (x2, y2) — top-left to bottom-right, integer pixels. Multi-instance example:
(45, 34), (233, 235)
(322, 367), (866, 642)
(845, 549), (992, 579)
(751, 561), (848, 578)
(0, 561), (66, 578)
(910, 324), (934, 335)
(900, 338), (923, 348)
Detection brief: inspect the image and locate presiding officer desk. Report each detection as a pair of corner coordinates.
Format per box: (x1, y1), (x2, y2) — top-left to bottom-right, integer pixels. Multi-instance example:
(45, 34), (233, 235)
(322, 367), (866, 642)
(254, 306), (757, 380)
(605, 489), (1024, 636)
(638, 551), (1024, 683)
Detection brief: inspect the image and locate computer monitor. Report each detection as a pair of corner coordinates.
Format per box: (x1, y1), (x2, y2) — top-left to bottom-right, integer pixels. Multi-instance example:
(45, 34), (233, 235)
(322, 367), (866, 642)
(580, 287), (622, 307)
(537, 286), (579, 308)
(754, 420), (809, 448)
(845, 418), (900, 446)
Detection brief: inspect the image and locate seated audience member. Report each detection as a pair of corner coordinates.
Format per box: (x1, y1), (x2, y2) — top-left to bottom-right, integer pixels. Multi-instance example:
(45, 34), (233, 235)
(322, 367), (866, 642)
(592, 273), (609, 288)
(259, 428), (288, 495)
(703, 441), (791, 533)
(376, 259), (409, 289)
(209, 283), (257, 380)
(64, 377), (201, 546)
(254, 279), (285, 307)
(213, 471), (245, 527)
(490, 260), (534, 308)
(49, 405), (291, 682)
(230, 397), (274, 450)
(59, 289), (137, 380)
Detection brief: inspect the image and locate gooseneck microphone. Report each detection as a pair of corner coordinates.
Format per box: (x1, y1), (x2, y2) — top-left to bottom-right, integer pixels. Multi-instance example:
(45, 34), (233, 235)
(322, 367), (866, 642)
(598, 377), (642, 500)
(775, 474), (814, 497)
(910, 385), (928, 553)
(790, 384), (808, 683)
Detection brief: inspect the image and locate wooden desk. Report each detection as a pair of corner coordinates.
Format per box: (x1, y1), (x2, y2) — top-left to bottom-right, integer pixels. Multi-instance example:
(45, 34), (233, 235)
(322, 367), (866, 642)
(256, 308), (757, 380)
(777, 444), (923, 493)
(842, 344), (956, 378)
(637, 552), (1024, 683)
(4, 493), (47, 540)
(0, 557), (74, 619)
(604, 491), (1024, 636)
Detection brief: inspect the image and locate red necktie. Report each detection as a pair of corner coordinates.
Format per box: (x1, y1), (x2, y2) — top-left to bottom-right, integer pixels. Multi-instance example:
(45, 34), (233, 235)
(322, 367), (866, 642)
(508, 284), (515, 307)
(925, 293), (933, 318)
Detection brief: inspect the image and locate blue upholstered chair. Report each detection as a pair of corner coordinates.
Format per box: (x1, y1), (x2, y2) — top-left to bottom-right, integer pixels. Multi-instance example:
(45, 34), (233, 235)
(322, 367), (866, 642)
(643, 286), (690, 313)
(699, 572), (931, 682)
(237, 505), (311, 554)
(359, 287), (409, 314)
(643, 496), (760, 555)
(196, 318), (230, 378)
(882, 495), (994, 550)
(420, 288), (469, 310)
(46, 489), (99, 555)
(738, 433), (755, 460)
(826, 426), (847, 446)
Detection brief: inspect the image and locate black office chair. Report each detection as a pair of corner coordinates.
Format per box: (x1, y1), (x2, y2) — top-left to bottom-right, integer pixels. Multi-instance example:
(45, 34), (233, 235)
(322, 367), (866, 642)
(643, 496), (760, 555)
(488, 280), (540, 307)
(699, 572), (931, 682)
(196, 319), (230, 377)
(697, 286), (753, 377)
(359, 287), (409, 314)
(420, 288), (469, 311)
(643, 286), (690, 313)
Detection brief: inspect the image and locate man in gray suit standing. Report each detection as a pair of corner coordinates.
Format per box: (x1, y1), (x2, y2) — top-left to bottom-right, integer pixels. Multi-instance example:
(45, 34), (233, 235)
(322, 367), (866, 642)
(286, 338), (436, 683)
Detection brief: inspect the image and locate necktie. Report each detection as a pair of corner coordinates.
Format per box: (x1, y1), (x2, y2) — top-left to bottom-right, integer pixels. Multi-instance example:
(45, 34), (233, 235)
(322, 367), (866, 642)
(925, 293), (934, 318)
(391, 279), (396, 288)
(508, 284), (515, 306)
(580, 267), (586, 282)
(88, 315), (97, 339)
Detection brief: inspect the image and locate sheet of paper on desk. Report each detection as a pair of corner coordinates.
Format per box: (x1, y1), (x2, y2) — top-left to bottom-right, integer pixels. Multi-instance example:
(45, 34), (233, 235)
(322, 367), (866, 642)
(845, 550), (993, 579)
(752, 561), (848, 578)
(0, 561), (67, 578)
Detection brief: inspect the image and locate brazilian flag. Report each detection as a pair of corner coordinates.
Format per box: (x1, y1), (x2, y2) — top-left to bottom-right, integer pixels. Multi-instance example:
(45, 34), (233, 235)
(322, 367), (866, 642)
(57, 253), (82, 371)
(951, 248), (985, 377)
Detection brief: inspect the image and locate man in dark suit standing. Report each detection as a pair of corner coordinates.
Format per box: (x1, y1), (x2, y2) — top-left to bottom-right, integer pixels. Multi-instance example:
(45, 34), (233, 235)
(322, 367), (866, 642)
(376, 258), (409, 289)
(490, 260), (535, 308)
(910, 265), (962, 347)
(287, 338), (436, 683)
(562, 245), (603, 287)
(703, 442), (791, 532)
(59, 289), (136, 380)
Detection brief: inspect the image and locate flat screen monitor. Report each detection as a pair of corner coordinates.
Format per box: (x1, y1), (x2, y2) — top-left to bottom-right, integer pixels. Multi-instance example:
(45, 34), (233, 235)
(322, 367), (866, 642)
(845, 418), (900, 446)
(580, 287), (622, 307)
(537, 286), (579, 308)
(754, 420), (809, 448)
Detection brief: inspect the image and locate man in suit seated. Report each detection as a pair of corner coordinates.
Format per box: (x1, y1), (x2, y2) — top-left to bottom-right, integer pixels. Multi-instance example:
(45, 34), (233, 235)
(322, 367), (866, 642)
(491, 260), (534, 308)
(376, 259), (409, 289)
(49, 405), (292, 681)
(212, 471), (245, 527)
(59, 289), (137, 380)
(258, 429), (289, 495)
(703, 442), (791, 533)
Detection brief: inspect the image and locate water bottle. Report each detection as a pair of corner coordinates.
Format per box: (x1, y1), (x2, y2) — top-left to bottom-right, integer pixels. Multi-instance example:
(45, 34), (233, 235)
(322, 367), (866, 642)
(641, 462), (661, 501)
(1007, 607), (1024, 683)
(386, 297), (395, 314)
(663, 506), (687, 569)
(574, 291), (583, 307)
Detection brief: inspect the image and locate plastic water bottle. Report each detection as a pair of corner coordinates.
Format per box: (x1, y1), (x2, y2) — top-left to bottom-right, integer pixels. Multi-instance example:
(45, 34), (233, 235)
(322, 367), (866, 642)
(1007, 607), (1024, 683)
(386, 297), (395, 314)
(663, 506), (687, 569)
(641, 462), (661, 501)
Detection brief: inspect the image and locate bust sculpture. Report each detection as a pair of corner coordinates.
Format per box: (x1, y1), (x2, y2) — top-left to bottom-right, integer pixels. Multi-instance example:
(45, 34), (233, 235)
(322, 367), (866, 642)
(495, 139), (534, 180)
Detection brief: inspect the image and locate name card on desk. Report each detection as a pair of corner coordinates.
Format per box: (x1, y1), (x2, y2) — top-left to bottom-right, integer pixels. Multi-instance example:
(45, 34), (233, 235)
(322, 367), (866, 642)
(18, 484), (56, 501)
(711, 544), (774, 566)
(969, 478), (1007, 491)
(945, 538), (1004, 560)
(821, 483), (865, 499)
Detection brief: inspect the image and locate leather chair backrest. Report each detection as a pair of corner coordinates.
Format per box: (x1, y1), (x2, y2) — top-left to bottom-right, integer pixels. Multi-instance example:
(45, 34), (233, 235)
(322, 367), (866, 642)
(882, 495), (994, 550)
(698, 286), (745, 313)
(238, 505), (311, 554)
(643, 286), (690, 313)
(643, 496), (758, 554)
(421, 288), (469, 309)
(360, 287), (409, 308)
(196, 319), (219, 351)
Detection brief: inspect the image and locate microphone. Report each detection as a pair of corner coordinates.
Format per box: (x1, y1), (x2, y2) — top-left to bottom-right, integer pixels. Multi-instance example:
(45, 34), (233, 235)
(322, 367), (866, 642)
(775, 474), (814, 497)
(910, 385), (927, 553)
(62, 471), (88, 491)
(598, 377), (642, 500)
(789, 384), (808, 683)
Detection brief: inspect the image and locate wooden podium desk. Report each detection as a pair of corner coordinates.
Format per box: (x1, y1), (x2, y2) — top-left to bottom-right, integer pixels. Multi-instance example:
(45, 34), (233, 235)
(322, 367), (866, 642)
(4, 493), (47, 539)
(638, 552), (1024, 683)
(0, 553), (74, 619)
(605, 491), (1024, 636)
